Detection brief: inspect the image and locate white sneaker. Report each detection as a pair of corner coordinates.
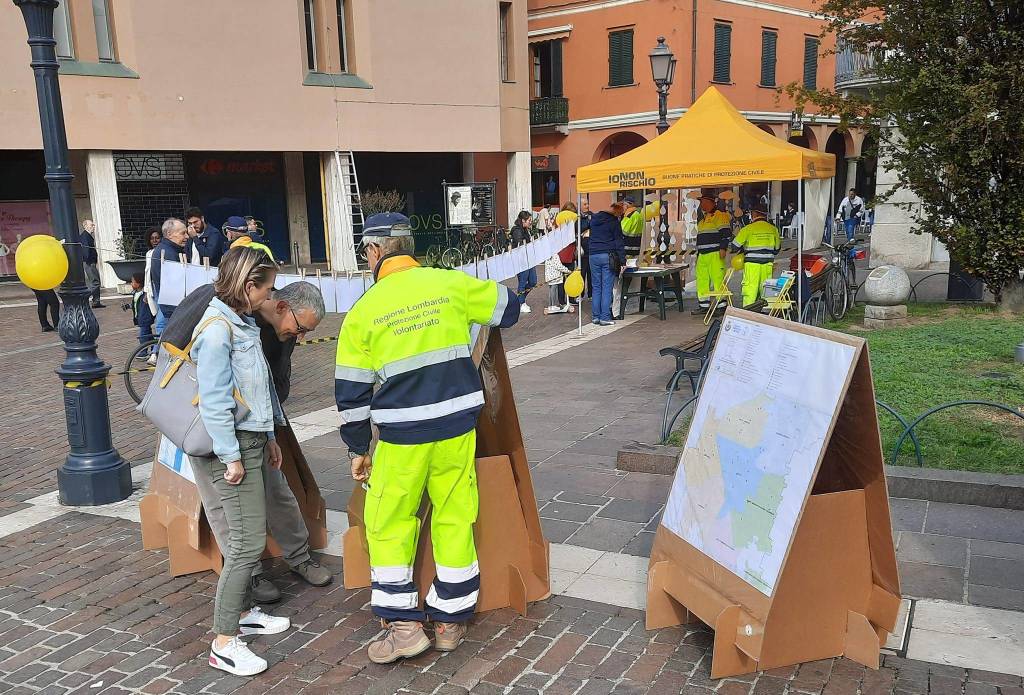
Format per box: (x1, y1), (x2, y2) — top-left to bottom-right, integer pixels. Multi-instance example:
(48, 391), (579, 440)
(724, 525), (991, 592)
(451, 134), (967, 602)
(238, 606), (291, 636)
(520, 304), (532, 313)
(209, 637), (267, 676)
(146, 353), (157, 366)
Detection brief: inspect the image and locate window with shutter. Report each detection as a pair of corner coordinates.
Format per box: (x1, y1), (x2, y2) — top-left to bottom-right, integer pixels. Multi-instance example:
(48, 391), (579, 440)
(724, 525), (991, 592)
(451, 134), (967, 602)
(713, 23), (732, 83)
(760, 30), (777, 87)
(608, 29), (634, 86)
(803, 36), (819, 90)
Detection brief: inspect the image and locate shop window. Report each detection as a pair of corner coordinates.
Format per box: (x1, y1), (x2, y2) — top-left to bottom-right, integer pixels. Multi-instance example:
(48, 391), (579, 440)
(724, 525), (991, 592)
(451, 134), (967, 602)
(54, 0), (74, 59)
(713, 22), (731, 83)
(760, 29), (777, 87)
(803, 36), (819, 90)
(608, 28), (633, 86)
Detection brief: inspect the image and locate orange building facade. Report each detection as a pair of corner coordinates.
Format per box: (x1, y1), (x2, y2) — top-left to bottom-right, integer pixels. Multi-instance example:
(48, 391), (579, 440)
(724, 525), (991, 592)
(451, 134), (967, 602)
(527, 0), (876, 214)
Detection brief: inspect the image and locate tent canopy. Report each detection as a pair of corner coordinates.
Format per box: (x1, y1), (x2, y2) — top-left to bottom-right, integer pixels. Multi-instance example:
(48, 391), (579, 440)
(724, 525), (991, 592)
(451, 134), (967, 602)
(576, 87), (836, 193)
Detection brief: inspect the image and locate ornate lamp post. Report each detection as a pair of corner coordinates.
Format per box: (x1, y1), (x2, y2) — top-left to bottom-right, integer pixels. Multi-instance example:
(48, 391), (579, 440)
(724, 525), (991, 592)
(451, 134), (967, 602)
(649, 37), (677, 136)
(14, 0), (131, 505)
(649, 37), (677, 261)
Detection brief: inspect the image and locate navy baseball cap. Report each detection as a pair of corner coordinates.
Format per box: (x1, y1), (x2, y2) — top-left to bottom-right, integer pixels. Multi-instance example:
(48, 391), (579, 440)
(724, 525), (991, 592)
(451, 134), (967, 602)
(362, 212), (412, 238)
(223, 215), (247, 230)
(622, 196), (637, 206)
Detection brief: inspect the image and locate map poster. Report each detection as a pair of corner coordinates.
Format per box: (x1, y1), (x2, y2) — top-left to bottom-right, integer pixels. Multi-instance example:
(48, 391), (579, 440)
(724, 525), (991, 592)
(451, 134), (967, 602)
(661, 312), (856, 596)
(156, 434), (196, 484)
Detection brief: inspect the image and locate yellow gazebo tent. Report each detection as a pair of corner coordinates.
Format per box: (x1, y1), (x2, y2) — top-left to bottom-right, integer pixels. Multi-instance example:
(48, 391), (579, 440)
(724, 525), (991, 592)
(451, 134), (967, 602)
(576, 86), (835, 192)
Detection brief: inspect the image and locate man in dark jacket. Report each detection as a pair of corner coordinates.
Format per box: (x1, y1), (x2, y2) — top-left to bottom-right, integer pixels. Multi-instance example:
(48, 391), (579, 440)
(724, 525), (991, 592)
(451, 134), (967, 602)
(587, 203), (626, 325)
(511, 210), (536, 313)
(185, 206), (227, 266)
(150, 218), (189, 321)
(81, 219), (104, 308)
(161, 277), (331, 603)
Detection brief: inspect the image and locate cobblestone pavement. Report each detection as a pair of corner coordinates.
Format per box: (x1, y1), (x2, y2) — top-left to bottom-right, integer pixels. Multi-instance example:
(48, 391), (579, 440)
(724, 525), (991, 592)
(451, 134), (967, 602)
(2, 512), (1022, 695)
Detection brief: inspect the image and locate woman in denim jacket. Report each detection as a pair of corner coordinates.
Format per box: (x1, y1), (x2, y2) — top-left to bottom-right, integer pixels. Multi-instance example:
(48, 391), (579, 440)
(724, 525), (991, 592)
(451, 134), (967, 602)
(190, 246), (290, 676)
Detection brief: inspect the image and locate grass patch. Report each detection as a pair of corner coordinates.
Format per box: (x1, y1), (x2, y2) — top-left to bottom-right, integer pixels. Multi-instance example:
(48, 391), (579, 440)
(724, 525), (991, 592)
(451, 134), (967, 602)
(827, 303), (1024, 474)
(665, 303), (1024, 474)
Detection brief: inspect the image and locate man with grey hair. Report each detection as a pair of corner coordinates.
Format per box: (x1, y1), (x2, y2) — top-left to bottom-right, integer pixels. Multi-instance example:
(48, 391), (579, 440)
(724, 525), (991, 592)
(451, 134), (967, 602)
(151, 217), (189, 323)
(161, 277), (333, 603)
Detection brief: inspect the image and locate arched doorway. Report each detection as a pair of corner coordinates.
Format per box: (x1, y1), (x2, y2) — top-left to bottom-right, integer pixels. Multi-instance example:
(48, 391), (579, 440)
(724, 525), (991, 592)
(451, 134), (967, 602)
(587, 131), (648, 207)
(857, 133), (878, 204)
(825, 130), (847, 207)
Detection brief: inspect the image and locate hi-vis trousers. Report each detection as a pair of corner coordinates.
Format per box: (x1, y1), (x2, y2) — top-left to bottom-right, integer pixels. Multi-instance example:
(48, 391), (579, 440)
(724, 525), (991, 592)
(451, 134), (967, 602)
(365, 430), (479, 624)
(742, 261), (774, 307)
(695, 252), (725, 308)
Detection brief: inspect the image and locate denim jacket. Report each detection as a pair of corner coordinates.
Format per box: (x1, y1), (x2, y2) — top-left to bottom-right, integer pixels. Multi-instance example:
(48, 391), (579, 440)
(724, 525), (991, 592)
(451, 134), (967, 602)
(190, 297), (285, 463)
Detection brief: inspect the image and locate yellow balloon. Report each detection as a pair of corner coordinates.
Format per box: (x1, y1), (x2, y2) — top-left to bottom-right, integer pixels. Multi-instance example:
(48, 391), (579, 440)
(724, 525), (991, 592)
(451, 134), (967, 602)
(731, 254), (745, 271)
(564, 269), (584, 298)
(643, 201), (660, 221)
(16, 234), (68, 291)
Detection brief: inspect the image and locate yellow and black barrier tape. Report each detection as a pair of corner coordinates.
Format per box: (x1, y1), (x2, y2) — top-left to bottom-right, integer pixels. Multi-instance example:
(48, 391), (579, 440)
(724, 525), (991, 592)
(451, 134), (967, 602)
(65, 378), (111, 389)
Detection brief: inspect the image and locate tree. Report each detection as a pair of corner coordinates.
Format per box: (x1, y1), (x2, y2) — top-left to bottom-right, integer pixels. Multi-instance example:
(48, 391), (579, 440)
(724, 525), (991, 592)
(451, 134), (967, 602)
(359, 189), (406, 217)
(786, 0), (1024, 307)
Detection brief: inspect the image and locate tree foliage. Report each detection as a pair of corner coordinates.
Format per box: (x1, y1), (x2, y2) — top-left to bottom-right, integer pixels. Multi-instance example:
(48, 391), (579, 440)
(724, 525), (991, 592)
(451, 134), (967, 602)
(359, 189), (406, 217)
(787, 0), (1024, 301)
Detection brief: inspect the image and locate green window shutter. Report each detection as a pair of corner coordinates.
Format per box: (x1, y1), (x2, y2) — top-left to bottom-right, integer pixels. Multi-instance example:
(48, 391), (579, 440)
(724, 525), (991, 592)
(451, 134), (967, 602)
(760, 31), (777, 86)
(713, 23), (732, 83)
(803, 36), (819, 90)
(608, 29), (634, 86)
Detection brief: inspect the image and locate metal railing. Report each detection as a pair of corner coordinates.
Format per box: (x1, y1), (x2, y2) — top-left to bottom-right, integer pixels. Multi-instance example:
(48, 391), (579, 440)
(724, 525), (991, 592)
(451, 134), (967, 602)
(530, 96), (569, 126)
(835, 39), (882, 89)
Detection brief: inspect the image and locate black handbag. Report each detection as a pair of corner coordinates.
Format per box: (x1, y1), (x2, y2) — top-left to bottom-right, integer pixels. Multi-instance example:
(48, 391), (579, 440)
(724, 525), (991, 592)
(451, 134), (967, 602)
(609, 252), (622, 275)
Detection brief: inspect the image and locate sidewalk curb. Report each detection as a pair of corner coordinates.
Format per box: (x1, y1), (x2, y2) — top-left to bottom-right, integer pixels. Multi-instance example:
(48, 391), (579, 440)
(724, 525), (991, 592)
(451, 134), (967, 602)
(616, 448), (1024, 512)
(885, 465), (1024, 511)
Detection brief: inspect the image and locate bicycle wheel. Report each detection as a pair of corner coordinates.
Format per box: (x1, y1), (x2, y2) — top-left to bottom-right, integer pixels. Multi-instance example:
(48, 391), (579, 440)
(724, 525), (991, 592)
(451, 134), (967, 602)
(124, 338), (159, 405)
(825, 268), (849, 321)
(440, 247), (463, 269)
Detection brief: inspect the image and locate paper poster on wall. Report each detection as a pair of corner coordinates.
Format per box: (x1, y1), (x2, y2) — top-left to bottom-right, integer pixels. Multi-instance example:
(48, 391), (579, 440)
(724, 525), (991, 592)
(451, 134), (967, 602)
(157, 434), (196, 484)
(0, 201), (52, 277)
(446, 186), (473, 226)
(661, 314), (856, 595)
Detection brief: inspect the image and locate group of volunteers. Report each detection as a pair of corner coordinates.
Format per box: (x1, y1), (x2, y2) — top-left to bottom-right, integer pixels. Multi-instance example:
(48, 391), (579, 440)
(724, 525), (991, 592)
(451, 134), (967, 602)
(139, 211), (521, 676)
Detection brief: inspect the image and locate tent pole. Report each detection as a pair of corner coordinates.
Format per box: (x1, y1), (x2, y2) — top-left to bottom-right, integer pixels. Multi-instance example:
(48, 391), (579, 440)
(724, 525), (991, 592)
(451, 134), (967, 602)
(797, 178), (803, 316)
(577, 192), (583, 337)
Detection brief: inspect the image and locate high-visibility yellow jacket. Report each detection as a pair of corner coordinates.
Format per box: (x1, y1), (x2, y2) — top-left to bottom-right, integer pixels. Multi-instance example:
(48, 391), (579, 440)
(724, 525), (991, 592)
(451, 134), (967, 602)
(730, 220), (781, 264)
(696, 210), (732, 255)
(334, 255), (520, 454)
(621, 209), (644, 237)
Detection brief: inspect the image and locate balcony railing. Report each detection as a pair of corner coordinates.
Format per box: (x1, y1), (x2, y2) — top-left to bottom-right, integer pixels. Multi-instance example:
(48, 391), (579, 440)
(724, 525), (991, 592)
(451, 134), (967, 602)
(835, 39), (882, 90)
(530, 96), (569, 127)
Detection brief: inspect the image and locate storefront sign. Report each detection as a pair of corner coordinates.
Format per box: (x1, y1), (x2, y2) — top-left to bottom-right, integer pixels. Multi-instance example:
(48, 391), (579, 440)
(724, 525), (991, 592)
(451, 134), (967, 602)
(0, 201), (51, 277)
(113, 152), (186, 181)
(196, 157), (278, 177)
(532, 154), (559, 172)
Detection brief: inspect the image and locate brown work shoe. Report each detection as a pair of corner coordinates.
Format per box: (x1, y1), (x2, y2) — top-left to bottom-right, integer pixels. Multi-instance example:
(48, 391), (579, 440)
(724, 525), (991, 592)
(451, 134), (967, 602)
(433, 622), (467, 652)
(367, 620), (431, 664)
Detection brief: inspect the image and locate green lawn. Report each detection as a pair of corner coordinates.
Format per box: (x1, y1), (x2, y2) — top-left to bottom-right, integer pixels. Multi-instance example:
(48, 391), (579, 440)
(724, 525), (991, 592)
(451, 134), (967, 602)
(824, 303), (1024, 474)
(666, 304), (1024, 474)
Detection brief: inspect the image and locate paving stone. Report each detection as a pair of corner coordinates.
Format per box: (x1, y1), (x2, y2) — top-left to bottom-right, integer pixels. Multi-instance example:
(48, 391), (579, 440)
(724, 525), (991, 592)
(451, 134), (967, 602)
(540, 501), (599, 523)
(889, 498), (928, 532)
(924, 503), (1024, 544)
(897, 561), (965, 601)
(540, 518), (581, 544)
(597, 499), (663, 524)
(555, 492), (611, 506)
(564, 517), (645, 552)
(967, 584), (1024, 611)
(621, 531), (655, 557)
(970, 539), (1024, 561)
(969, 556), (1024, 591)
(897, 532), (968, 567)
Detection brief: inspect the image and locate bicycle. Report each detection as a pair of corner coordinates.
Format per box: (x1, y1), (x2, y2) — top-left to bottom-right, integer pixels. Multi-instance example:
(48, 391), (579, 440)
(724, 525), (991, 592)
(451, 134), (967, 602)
(821, 239), (860, 321)
(123, 337), (159, 404)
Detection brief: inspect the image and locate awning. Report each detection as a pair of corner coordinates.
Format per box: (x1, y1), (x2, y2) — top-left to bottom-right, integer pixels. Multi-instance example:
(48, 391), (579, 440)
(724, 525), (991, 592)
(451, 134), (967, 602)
(576, 87), (836, 192)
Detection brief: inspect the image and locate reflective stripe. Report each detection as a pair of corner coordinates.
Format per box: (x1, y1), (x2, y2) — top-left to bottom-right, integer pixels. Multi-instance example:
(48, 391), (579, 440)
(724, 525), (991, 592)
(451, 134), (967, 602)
(488, 285), (509, 326)
(371, 565), (414, 585)
(379, 345), (471, 381)
(371, 588), (420, 610)
(335, 365), (377, 383)
(340, 405), (371, 423)
(435, 562), (479, 584)
(425, 586), (478, 614)
(371, 391), (484, 424)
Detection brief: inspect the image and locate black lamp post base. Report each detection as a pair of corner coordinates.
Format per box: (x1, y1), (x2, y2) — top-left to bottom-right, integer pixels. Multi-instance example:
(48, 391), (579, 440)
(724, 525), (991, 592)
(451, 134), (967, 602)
(57, 455), (132, 506)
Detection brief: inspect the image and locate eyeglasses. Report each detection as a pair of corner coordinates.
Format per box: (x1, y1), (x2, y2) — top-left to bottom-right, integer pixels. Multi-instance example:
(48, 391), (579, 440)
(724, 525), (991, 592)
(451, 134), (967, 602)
(290, 308), (314, 337)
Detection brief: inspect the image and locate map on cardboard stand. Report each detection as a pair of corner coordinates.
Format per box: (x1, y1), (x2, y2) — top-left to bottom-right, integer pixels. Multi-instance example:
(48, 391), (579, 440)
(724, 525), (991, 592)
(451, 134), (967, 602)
(157, 434), (196, 484)
(661, 315), (856, 595)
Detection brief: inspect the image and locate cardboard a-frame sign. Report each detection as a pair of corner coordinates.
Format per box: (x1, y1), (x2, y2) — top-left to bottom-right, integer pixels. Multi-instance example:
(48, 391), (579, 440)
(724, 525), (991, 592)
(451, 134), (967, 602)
(140, 424), (328, 577)
(342, 327), (551, 616)
(647, 308), (900, 678)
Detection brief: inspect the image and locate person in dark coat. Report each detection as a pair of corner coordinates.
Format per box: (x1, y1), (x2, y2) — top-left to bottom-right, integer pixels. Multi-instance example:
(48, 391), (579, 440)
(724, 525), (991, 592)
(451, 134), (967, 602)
(587, 203), (626, 325)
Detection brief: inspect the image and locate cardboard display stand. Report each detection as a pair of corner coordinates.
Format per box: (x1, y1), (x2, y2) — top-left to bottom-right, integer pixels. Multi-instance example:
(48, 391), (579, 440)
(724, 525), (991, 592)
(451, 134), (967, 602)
(647, 308), (900, 678)
(342, 327), (551, 615)
(140, 424), (328, 577)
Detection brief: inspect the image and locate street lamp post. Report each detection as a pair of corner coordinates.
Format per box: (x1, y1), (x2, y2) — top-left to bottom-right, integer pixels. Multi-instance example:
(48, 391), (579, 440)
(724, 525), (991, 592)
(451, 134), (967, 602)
(649, 37), (677, 259)
(15, 0), (131, 505)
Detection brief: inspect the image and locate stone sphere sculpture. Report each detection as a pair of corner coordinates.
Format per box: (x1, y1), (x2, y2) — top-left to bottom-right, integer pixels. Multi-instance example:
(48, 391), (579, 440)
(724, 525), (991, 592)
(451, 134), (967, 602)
(863, 265), (911, 306)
